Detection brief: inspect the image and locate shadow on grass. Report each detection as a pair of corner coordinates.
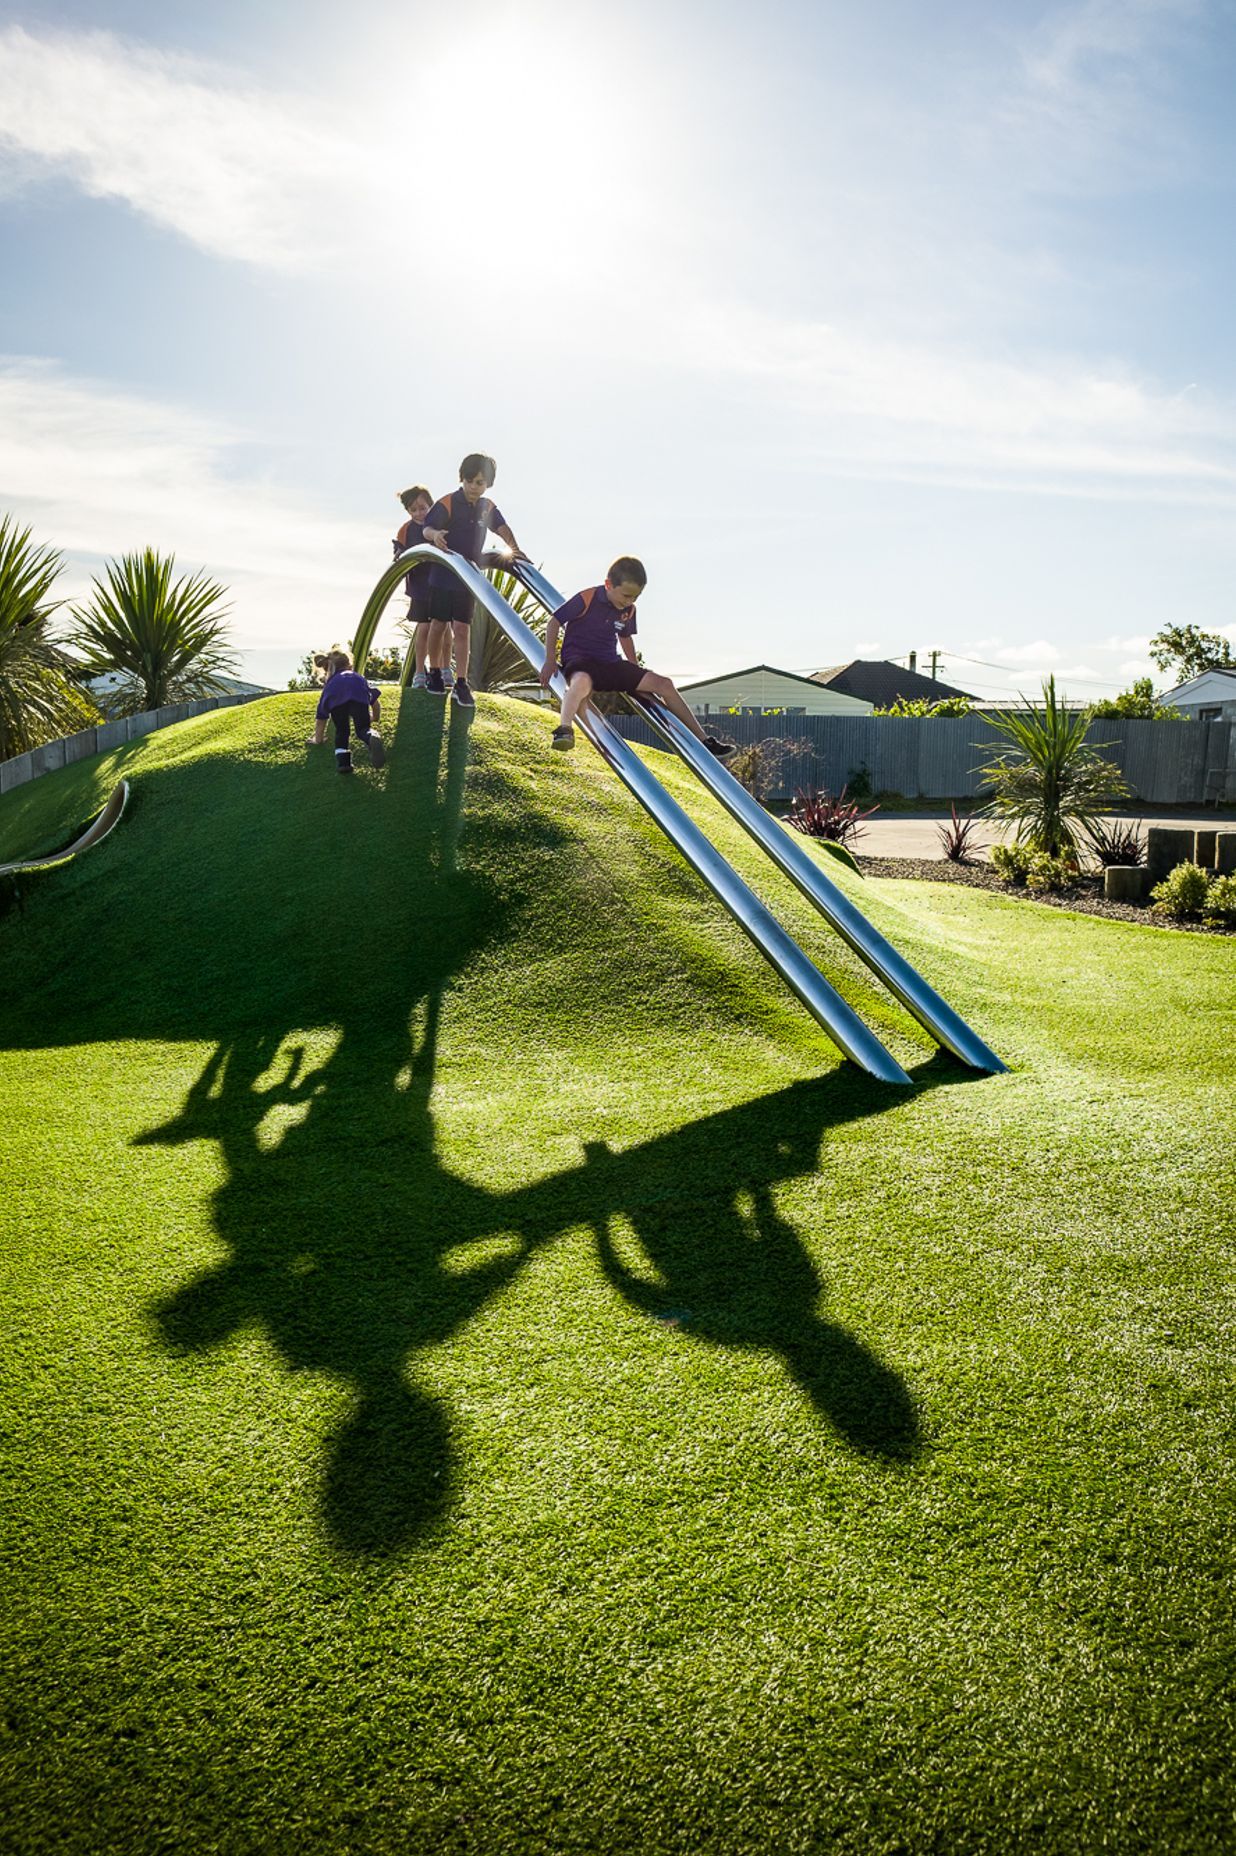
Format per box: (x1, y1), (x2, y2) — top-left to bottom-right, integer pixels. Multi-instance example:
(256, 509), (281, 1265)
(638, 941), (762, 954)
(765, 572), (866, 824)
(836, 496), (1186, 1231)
(15, 694), (959, 1556)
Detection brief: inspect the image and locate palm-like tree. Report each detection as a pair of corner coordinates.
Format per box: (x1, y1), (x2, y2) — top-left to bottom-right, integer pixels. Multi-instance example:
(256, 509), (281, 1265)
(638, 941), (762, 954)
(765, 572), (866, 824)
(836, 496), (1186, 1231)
(0, 514), (98, 760)
(72, 549), (238, 715)
(978, 675), (1127, 860)
(471, 567), (547, 692)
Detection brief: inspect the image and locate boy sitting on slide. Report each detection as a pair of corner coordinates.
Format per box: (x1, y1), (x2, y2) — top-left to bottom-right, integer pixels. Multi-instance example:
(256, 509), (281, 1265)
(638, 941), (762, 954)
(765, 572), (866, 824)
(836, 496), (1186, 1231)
(538, 556), (735, 758)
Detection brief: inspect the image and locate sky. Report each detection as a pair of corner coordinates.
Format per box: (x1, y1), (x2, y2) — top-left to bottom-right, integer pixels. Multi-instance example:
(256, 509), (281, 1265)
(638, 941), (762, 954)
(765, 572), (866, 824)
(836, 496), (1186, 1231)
(1, 0), (1235, 698)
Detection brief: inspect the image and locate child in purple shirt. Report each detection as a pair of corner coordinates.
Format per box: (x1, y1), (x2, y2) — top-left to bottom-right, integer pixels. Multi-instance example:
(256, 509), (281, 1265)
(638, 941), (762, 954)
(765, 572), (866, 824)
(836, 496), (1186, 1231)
(422, 451), (528, 708)
(308, 648), (386, 775)
(393, 484), (439, 690)
(539, 556), (735, 758)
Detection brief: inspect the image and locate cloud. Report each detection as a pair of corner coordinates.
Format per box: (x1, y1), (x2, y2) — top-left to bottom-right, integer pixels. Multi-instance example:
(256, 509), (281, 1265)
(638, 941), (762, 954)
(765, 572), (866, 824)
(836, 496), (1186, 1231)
(0, 25), (358, 268)
(0, 358), (390, 655)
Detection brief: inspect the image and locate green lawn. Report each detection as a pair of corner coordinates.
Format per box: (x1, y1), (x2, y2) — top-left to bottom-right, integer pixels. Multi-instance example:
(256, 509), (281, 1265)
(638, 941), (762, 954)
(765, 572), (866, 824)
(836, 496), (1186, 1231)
(1, 692), (1233, 1854)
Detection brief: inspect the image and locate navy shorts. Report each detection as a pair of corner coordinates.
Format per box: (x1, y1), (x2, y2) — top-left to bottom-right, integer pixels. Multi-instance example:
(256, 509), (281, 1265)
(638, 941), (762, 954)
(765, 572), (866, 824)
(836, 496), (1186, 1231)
(429, 582), (476, 628)
(562, 656), (647, 695)
(407, 591), (431, 627)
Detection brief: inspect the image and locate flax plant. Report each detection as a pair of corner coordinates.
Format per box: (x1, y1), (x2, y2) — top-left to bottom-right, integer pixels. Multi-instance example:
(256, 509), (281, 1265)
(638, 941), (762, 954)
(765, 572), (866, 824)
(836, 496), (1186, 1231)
(978, 675), (1127, 860)
(0, 514), (98, 760)
(72, 549), (237, 715)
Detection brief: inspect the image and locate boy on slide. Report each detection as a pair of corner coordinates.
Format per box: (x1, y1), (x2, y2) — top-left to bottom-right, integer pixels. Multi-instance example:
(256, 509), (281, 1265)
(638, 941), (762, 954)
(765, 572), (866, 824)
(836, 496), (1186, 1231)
(308, 648), (386, 775)
(422, 452), (529, 708)
(538, 556), (735, 758)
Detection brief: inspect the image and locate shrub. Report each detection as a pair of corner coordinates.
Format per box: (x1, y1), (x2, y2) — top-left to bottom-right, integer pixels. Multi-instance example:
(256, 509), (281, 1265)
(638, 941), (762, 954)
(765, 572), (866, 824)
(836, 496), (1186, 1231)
(1202, 874), (1236, 926)
(845, 763), (873, 799)
(1150, 862), (1211, 919)
(977, 676), (1128, 859)
(1084, 817), (1146, 867)
(991, 842), (1033, 885)
(729, 737), (812, 804)
(787, 785), (876, 847)
(875, 695), (972, 717)
(1025, 852), (1079, 892)
(936, 803), (980, 863)
(72, 549), (236, 714)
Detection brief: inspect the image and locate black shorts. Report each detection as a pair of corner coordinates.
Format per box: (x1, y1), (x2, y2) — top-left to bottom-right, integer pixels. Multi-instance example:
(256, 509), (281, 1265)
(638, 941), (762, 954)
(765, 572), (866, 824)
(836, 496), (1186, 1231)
(428, 583), (476, 628)
(407, 591), (431, 626)
(562, 656), (647, 695)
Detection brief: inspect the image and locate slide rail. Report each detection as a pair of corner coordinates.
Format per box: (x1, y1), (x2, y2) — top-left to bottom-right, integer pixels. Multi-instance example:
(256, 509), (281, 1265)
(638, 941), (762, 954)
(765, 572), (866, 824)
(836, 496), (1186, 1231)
(354, 549), (911, 1082)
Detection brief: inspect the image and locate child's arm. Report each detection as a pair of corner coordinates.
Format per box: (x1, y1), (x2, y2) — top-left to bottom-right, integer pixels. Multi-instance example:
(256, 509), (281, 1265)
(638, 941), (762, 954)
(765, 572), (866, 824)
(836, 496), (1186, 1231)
(539, 614), (562, 686)
(424, 527), (450, 550)
(307, 718), (327, 746)
(495, 523), (529, 563)
(620, 636), (640, 666)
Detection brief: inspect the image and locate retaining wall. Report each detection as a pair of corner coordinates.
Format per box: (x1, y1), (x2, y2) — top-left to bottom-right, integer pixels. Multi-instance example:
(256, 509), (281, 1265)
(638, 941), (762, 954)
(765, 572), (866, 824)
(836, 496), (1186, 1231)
(612, 712), (1236, 805)
(0, 693), (270, 798)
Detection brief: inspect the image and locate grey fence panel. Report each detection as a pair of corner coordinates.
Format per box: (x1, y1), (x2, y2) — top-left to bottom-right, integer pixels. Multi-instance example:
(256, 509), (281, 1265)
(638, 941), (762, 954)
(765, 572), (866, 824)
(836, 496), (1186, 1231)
(0, 752), (34, 794)
(0, 692), (275, 800)
(611, 709), (1221, 803)
(63, 728), (99, 765)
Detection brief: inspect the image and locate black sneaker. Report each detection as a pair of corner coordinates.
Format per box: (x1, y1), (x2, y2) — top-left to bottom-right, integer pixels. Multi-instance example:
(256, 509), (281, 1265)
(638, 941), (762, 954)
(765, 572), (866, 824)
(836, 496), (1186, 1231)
(425, 667), (446, 696)
(551, 725), (575, 751)
(452, 677), (475, 709)
(336, 757), (354, 776)
(704, 735), (736, 759)
(364, 730), (385, 769)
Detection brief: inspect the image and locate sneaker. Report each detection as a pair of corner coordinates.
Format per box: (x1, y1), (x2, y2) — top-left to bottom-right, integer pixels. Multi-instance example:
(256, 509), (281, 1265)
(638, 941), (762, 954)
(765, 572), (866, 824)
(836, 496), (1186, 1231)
(425, 667), (446, 696)
(704, 735), (736, 759)
(452, 676), (475, 709)
(441, 664), (456, 688)
(551, 725), (575, 751)
(410, 670), (427, 690)
(364, 730), (386, 770)
(336, 756), (354, 776)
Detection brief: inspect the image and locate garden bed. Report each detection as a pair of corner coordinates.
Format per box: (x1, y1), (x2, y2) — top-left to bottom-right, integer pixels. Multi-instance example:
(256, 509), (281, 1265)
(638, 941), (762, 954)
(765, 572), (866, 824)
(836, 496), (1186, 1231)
(856, 852), (1235, 934)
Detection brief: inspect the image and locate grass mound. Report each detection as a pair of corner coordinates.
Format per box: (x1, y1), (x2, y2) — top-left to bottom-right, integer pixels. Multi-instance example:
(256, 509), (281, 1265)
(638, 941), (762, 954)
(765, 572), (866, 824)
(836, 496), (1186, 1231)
(1, 692), (1234, 1853)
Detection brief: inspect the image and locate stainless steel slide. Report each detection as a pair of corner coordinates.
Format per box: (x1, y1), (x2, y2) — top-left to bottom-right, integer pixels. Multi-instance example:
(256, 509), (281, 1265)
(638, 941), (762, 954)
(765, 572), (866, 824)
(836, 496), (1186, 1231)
(355, 549), (912, 1081)
(511, 562), (1004, 1075)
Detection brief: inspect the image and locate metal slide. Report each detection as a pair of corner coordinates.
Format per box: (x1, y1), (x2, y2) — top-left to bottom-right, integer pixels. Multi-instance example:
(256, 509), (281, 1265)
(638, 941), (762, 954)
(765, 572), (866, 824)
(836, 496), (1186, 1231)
(355, 549), (911, 1081)
(511, 563), (1004, 1076)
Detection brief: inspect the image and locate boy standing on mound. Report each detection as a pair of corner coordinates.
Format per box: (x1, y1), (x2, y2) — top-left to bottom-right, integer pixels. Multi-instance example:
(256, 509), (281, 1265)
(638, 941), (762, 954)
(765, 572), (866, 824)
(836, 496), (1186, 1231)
(539, 556), (735, 758)
(308, 648), (386, 775)
(422, 452), (528, 708)
(393, 485), (439, 690)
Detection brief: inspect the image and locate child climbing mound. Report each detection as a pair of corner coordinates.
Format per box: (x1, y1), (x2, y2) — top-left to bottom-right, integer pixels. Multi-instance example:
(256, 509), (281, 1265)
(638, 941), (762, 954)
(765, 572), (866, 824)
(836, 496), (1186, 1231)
(539, 557), (735, 758)
(308, 647), (386, 775)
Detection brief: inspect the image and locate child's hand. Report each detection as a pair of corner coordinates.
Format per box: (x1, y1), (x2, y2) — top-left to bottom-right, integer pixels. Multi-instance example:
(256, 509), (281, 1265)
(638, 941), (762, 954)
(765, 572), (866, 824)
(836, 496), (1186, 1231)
(538, 658), (557, 688)
(305, 736), (320, 747)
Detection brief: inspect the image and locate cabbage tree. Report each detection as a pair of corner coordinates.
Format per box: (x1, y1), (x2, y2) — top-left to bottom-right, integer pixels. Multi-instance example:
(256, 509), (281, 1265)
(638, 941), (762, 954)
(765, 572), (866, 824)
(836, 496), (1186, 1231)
(73, 549), (237, 714)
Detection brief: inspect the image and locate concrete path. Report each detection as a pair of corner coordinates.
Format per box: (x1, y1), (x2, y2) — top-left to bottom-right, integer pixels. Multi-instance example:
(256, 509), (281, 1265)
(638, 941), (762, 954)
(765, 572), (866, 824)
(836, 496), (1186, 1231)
(856, 806), (1236, 861)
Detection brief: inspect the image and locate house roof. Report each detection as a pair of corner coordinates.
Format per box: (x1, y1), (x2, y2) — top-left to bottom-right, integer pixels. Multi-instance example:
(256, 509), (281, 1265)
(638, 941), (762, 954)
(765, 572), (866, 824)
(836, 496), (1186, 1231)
(810, 660), (975, 705)
(1159, 667), (1236, 702)
(680, 662), (855, 696)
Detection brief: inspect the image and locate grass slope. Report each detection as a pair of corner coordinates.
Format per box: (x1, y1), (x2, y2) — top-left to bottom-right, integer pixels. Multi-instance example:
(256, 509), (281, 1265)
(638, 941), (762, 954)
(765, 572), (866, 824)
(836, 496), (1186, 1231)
(1, 692), (1234, 1855)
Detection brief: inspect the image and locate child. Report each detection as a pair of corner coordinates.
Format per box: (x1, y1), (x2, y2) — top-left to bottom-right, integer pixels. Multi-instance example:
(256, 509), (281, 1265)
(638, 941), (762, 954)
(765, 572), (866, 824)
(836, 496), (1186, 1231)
(422, 452), (529, 707)
(307, 647), (386, 775)
(539, 557), (735, 758)
(393, 486), (437, 690)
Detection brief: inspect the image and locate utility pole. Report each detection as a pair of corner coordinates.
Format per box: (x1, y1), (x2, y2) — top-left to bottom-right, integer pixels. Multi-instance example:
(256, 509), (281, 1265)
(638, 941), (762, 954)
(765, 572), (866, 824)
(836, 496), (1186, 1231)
(929, 649), (940, 681)
(908, 650), (917, 672)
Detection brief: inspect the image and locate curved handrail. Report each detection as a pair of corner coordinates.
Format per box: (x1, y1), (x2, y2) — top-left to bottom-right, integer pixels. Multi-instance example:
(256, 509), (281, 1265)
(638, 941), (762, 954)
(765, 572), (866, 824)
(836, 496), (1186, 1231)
(509, 560), (1004, 1074)
(354, 549), (911, 1082)
(0, 780), (130, 878)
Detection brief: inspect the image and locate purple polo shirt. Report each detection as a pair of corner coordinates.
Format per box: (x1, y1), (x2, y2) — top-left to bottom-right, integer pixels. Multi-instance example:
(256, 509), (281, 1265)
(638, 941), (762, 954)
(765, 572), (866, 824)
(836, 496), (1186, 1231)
(424, 489), (506, 590)
(557, 586), (638, 666)
(394, 516), (433, 596)
(317, 670), (379, 718)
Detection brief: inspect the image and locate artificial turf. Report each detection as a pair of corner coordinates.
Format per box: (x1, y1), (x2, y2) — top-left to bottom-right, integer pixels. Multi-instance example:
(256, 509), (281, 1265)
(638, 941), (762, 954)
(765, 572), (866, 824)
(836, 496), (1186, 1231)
(0, 691), (1233, 1854)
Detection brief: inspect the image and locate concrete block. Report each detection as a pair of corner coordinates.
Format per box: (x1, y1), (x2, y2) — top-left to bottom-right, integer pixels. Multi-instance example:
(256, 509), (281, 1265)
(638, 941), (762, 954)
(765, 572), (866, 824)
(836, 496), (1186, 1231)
(1146, 826), (1195, 885)
(1216, 832), (1236, 877)
(1105, 865), (1150, 903)
(1194, 829), (1218, 869)
(0, 752), (34, 793)
(94, 719), (129, 753)
(30, 738), (67, 778)
(63, 728), (98, 765)
(127, 709), (159, 739)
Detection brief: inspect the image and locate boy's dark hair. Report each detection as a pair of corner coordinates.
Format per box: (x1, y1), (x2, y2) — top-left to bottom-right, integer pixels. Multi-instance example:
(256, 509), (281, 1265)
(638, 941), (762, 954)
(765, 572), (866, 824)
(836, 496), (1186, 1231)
(458, 453), (497, 487)
(607, 556), (647, 589)
(398, 485), (432, 510)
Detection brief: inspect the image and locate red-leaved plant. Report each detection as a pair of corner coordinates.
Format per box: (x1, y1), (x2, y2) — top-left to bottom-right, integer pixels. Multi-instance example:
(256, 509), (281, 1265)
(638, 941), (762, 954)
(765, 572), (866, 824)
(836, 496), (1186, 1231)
(937, 803), (980, 863)
(787, 785), (876, 847)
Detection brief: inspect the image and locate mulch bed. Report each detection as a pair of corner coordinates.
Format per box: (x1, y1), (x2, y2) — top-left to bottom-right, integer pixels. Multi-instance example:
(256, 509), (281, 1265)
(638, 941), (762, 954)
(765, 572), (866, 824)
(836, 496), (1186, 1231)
(855, 854), (1235, 936)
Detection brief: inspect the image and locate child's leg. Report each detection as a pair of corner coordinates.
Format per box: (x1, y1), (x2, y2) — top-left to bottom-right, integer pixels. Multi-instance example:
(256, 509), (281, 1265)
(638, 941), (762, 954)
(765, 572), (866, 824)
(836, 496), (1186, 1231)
(636, 671), (708, 742)
(331, 704), (354, 770)
(414, 621), (431, 675)
(559, 670), (592, 732)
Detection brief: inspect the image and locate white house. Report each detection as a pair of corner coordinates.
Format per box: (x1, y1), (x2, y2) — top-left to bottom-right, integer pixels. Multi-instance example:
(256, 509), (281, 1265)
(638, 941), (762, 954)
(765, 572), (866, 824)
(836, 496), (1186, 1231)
(1157, 668), (1236, 721)
(680, 664), (874, 718)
